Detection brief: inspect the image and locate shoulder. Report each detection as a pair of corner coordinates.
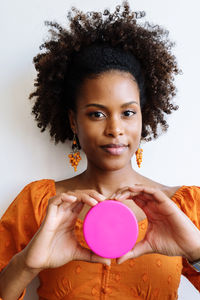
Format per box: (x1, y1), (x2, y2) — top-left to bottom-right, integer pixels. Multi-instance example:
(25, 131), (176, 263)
(1, 179), (56, 227)
(166, 185), (200, 226)
(15, 179), (56, 208)
(137, 174), (183, 199)
(161, 185), (200, 201)
(161, 185), (183, 199)
(21, 179), (56, 195)
(55, 176), (83, 194)
(161, 185), (200, 223)
(137, 174), (181, 198)
(145, 182), (199, 200)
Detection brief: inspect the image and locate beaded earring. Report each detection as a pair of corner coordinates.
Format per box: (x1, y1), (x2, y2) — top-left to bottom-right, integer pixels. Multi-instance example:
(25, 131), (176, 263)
(68, 134), (81, 171)
(135, 146), (143, 168)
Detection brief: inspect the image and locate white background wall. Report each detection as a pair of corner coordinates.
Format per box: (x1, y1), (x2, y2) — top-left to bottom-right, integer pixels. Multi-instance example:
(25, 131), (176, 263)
(0, 0), (200, 299)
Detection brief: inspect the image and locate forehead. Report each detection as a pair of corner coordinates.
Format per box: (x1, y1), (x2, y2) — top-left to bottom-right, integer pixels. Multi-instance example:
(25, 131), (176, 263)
(77, 70), (140, 105)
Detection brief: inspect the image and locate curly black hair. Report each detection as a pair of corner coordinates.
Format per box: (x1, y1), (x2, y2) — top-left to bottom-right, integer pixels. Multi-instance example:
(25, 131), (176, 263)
(29, 0), (181, 145)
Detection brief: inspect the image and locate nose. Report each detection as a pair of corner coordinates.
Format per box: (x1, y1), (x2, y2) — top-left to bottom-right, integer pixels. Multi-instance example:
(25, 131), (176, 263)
(104, 116), (124, 137)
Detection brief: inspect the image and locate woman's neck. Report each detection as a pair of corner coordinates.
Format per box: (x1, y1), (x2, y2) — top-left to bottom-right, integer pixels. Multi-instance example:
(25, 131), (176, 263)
(79, 163), (140, 198)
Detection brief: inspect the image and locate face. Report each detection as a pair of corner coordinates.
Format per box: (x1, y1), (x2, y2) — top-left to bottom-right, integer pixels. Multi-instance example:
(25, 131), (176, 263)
(69, 70), (142, 171)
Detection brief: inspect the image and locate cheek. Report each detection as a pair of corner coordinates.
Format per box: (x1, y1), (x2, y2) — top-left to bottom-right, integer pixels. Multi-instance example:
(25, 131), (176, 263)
(128, 117), (142, 135)
(134, 113), (142, 134)
(77, 123), (99, 149)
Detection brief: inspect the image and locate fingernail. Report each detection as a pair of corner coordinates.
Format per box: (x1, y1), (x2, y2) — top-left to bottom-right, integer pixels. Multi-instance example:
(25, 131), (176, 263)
(68, 195), (77, 201)
(91, 200), (98, 206)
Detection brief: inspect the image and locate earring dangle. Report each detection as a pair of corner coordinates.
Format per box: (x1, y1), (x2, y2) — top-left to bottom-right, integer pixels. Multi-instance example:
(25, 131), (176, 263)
(68, 134), (81, 172)
(135, 146), (143, 168)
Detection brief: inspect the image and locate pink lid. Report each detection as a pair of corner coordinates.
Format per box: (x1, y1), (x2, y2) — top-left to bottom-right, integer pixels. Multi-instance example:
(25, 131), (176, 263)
(83, 200), (138, 258)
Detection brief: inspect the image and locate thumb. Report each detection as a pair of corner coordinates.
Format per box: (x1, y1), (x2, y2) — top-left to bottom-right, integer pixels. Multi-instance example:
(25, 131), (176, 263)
(116, 240), (153, 264)
(74, 244), (111, 266)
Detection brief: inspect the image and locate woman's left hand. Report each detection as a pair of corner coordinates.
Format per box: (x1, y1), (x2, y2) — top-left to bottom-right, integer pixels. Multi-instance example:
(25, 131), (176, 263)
(110, 185), (200, 264)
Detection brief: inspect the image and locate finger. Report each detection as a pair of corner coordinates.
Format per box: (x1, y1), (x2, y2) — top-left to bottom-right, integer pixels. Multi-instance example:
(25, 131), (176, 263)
(114, 190), (135, 200)
(116, 240), (153, 264)
(114, 189), (141, 201)
(74, 245), (111, 266)
(49, 193), (77, 206)
(129, 185), (169, 204)
(113, 186), (140, 200)
(110, 186), (131, 199)
(80, 194), (100, 206)
(68, 190), (105, 206)
(60, 193), (77, 202)
(71, 202), (84, 214)
(122, 184), (171, 203)
(87, 190), (106, 202)
(69, 193), (99, 207)
(132, 196), (147, 210)
(109, 193), (116, 199)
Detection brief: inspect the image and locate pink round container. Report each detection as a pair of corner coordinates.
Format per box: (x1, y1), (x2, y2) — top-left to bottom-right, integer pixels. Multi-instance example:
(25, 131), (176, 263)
(83, 200), (138, 258)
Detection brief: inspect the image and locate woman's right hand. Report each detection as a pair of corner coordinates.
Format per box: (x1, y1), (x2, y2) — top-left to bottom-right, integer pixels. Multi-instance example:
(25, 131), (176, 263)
(21, 190), (110, 271)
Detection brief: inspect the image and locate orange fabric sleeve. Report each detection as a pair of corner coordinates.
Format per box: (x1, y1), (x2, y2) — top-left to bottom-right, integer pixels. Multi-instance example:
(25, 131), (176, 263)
(172, 186), (200, 291)
(0, 179), (55, 299)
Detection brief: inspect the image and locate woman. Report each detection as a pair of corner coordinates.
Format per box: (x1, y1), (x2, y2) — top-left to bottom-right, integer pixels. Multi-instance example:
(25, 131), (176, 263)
(0, 1), (200, 299)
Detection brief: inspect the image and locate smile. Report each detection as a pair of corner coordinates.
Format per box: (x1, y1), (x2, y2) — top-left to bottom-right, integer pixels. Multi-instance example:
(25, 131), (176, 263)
(101, 144), (128, 156)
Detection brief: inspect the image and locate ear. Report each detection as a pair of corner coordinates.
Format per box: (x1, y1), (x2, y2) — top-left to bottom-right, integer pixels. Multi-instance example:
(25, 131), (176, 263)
(68, 109), (77, 134)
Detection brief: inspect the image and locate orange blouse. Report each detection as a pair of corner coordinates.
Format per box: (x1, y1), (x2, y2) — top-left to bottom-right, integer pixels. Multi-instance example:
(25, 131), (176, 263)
(0, 179), (200, 299)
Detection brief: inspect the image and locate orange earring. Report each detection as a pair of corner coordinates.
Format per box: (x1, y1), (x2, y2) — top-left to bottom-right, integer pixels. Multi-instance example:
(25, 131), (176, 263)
(135, 146), (143, 168)
(68, 134), (81, 172)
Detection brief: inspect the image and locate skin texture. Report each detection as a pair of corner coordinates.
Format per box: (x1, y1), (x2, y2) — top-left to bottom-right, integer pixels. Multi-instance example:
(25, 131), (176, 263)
(1, 70), (200, 299)
(67, 70), (149, 218)
(69, 70), (142, 173)
(66, 70), (200, 263)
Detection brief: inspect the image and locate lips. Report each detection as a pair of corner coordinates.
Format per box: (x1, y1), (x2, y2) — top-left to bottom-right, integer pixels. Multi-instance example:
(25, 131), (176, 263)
(101, 144), (128, 155)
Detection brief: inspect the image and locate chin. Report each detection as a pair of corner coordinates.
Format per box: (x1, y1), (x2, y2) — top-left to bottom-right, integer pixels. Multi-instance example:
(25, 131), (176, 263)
(96, 160), (130, 172)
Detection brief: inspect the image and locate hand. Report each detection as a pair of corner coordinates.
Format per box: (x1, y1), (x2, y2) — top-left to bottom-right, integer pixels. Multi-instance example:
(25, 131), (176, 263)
(22, 190), (111, 271)
(111, 185), (200, 264)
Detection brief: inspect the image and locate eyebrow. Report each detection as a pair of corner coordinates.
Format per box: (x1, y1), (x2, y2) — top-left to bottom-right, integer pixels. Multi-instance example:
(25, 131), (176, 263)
(84, 101), (139, 109)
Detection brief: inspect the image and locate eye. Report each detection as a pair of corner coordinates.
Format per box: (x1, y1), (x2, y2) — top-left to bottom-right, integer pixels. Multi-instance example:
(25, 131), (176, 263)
(88, 111), (106, 119)
(123, 110), (136, 117)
